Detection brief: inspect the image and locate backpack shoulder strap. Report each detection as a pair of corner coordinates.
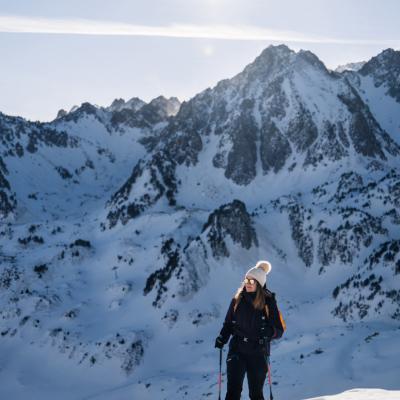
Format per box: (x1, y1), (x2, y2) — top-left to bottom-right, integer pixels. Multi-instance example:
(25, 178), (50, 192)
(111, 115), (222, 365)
(263, 288), (274, 318)
(263, 289), (286, 332)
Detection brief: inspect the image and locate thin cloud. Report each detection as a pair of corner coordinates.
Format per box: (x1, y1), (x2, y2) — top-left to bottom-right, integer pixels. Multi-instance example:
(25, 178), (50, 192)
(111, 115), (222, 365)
(0, 15), (398, 46)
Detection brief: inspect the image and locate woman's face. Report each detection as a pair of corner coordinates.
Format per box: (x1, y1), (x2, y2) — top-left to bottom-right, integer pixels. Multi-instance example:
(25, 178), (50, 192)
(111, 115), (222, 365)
(244, 275), (257, 292)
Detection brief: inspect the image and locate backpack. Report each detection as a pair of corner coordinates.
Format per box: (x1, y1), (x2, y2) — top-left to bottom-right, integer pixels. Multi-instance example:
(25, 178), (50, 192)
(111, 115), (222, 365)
(263, 289), (286, 336)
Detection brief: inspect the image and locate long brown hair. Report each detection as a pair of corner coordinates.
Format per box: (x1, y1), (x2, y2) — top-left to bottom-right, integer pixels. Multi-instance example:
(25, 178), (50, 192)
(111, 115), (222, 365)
(233, 280), (269, 316)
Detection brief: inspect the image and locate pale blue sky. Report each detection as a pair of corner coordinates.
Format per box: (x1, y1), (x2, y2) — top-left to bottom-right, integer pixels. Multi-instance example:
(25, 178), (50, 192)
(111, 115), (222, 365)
(0, 0), (399, 121)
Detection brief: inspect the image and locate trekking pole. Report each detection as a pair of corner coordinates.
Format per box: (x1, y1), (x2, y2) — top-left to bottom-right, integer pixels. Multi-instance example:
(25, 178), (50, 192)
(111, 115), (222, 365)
(267, 356), (273, 400)
(218, 348), (222, 400)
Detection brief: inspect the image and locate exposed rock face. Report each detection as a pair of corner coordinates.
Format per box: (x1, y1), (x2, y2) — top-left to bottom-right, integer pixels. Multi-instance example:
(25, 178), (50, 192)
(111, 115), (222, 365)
(107, 97), (146, 113)
(104, 152), (178, 229)
(260, 118), (292, 173)
(359, 48), (400, 102)
(0, 112), (79, 154)
(335, 61), (366, 73)
(141, 200), (259, 308)
(160, 106), (204, 167)
(271, 195), (314, 267)
(0, 156), (16, 220)
(317, 207), (387, 268)
(201, 199), (258, 259)
(110, 96), (181, 129)
(318, 171), (390, 268)
(52, 96), (179, 135)
(144, 238), (183, 308)
(224, 99), (258, 185)
(303, 120), (349, 167)
(332, 239), (400, 321)
(0, 113), (83, 221)
(267, 167), (399, 276)
(56, 109), (67, 119)
(337, 87), (399, 159)
(286, 104), (318, 153)
(60, 102), (101, 124)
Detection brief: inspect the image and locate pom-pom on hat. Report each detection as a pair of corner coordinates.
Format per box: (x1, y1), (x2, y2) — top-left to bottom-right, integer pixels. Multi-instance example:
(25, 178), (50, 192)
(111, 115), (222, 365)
(245, 260), (272, 287)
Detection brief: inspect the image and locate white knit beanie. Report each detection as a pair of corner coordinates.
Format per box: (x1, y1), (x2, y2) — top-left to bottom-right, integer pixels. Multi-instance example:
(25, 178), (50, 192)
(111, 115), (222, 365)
(245, 260), (272, 287)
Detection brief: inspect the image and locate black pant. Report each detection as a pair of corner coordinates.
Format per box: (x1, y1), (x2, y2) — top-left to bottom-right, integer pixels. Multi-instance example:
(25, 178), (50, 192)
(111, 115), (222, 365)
(225, 348), (268, 400)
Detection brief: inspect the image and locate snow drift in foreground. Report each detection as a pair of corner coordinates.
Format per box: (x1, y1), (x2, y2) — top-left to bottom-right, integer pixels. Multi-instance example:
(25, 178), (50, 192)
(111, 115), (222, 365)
(306, 388), (400, 400)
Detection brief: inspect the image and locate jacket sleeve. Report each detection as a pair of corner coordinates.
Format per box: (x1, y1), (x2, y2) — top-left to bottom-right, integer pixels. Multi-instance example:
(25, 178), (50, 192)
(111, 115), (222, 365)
(218, 298), (235, 344)
(268, 294), (285, 340)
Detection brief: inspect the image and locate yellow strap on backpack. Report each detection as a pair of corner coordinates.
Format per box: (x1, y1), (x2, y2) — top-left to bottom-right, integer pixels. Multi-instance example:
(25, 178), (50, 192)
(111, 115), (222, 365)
(265, 304), (286, 331)
(278, 310), (286, 331)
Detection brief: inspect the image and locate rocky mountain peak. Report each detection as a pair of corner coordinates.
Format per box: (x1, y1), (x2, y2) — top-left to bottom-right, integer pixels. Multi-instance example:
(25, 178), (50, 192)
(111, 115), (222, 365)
(335, 61), (366, 73)
(296, 49), (331, 73)
(148, 96), (181, 117)
(109, 96), (181, 130)
(257, 44), (294, 63)
(56, 109), (67, 119)
(53, 102), (101, 124)
(239, 44), (295, 83)
(109, 98), (125, 110)
(119, 44), (399, 196)
(238, 44), (331, 86)
(359, 48), (400, 102)
(107, 97), (146, 112)
(73, 102), (98, 116)
(360, 48), (400, 75)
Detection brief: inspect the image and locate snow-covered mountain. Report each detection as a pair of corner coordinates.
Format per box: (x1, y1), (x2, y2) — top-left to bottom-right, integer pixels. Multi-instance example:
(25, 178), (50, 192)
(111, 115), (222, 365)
(335, 62), (366, 73)
(104, 45), (399, 229)
(0, 44), (399, 400)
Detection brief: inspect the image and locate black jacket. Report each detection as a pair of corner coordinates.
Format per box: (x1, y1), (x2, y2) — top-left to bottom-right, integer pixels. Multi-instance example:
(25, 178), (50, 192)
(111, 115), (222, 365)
(218, 287), (284, 355)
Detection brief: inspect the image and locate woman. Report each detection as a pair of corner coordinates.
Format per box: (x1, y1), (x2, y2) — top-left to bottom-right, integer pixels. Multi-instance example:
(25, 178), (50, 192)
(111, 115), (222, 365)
(215, 260), (285, 400)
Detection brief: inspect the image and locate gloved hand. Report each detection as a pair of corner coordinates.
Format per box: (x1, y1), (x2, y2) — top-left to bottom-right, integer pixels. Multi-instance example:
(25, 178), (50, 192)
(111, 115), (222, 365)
(263, 325), (275, 340)
(214, 335), (225, 349)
